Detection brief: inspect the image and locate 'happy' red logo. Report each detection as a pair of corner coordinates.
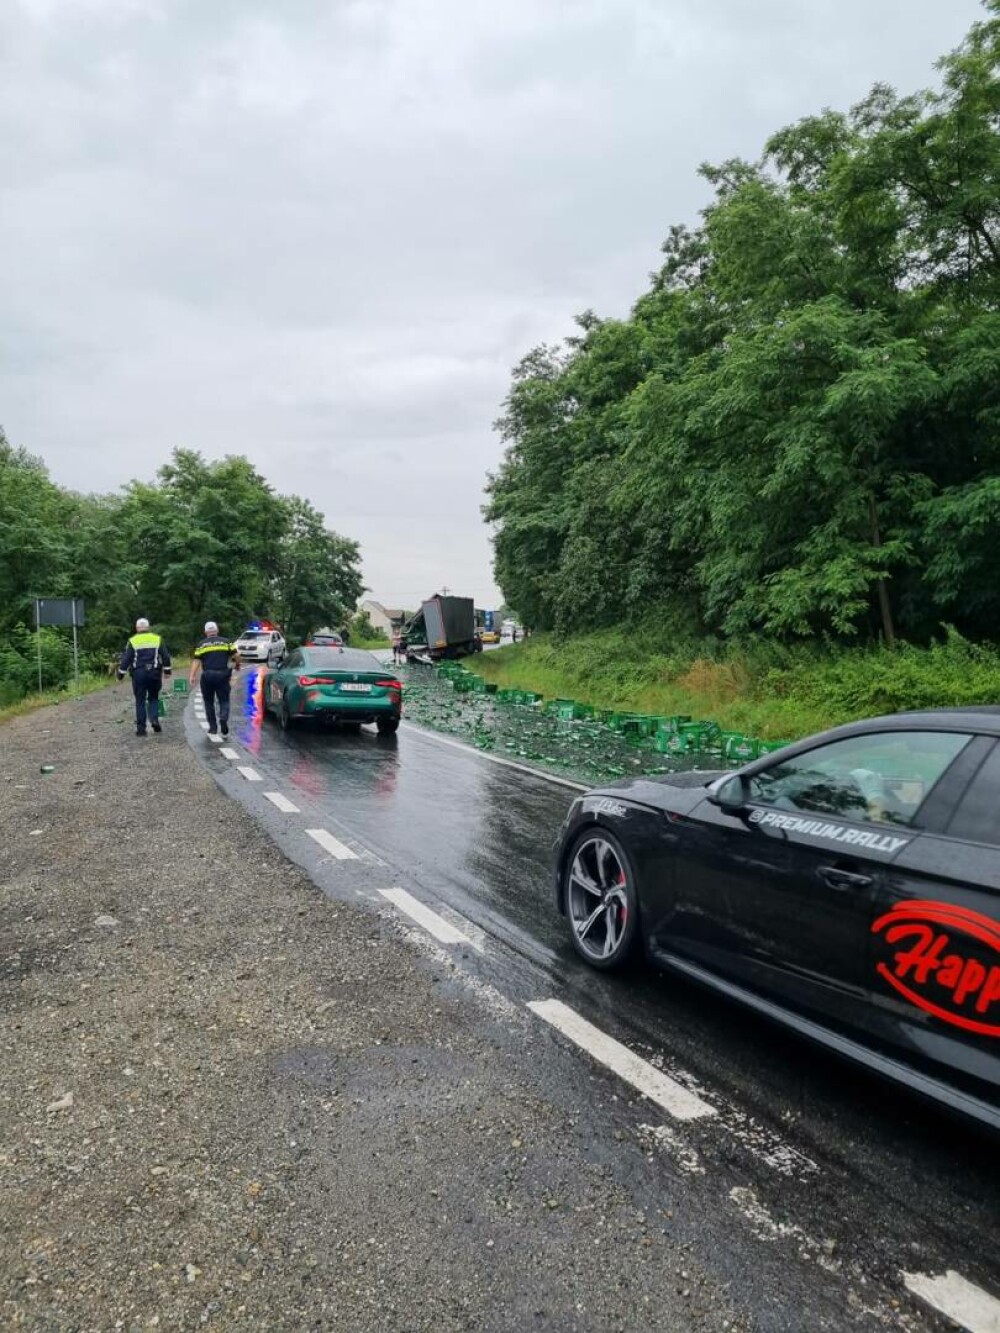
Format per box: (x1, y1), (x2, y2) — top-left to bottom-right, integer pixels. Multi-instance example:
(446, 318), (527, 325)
(871, 900), (1000, 1038)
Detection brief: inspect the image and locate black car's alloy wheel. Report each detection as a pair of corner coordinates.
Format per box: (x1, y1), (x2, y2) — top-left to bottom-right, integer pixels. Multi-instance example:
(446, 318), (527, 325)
(564, 830), (639, 969)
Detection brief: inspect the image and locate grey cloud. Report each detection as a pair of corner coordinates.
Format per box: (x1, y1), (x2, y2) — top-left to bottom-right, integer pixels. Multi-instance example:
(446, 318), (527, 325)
(0, 0), (983, 607)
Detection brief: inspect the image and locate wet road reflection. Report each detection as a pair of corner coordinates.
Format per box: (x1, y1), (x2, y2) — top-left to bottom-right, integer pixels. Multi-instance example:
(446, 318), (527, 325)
(235, 667), (266, 755)
(232, 669), (570, 954)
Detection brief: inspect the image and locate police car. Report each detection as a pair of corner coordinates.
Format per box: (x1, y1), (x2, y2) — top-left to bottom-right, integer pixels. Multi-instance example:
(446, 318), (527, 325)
(554, 708), (1000, 1129)
(235, 623), (286, 665)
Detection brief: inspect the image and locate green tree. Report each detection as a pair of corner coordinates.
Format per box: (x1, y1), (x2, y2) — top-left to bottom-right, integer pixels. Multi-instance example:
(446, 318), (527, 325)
(273, 497), (363, 642)
(486, 1), (1000, 648)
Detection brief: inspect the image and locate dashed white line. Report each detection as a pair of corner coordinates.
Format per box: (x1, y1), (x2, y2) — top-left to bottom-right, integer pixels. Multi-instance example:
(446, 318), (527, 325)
(903, 1271), (1000, 1333)
(306, 827), (358, 860)
(220, 747), (239, 760)
(264, 791), (300, 814)
(207, 734), (223, 744)
(237, 766), (262, 782)
(380, 888), (475, 946)
(198, 720), (210, 730)
(527, 999), (716, 1122)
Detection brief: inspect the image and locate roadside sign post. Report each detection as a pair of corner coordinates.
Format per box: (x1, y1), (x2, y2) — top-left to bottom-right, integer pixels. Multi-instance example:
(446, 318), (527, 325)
(33, 598), (86, 693)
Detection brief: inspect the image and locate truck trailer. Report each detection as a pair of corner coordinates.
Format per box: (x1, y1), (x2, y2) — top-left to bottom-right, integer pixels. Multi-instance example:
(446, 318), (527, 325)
(404, 596), (481, 662)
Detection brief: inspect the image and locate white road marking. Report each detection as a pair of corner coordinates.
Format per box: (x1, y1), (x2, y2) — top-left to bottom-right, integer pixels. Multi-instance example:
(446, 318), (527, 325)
(380, 888), (475, 947)
(402, 722), (587, 792)
(237, 766), (262, 782)
(636, 1123), (704, 1175)
(527, 999), (716, 1122)
(903, 1271), (1000, 1333)
(729, 1185), (813, 1244)
(306, 827), (358, 860)
(198, 721), (210, 730)
(207, 734), (223, 744)
(220, 747), (239, 760)
(264, 791), (300, 814)
(715, 1106), (819, 1180)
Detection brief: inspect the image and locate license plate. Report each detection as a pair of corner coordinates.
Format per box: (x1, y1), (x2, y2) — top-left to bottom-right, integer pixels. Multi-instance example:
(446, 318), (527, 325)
(340, 683), (372, 693)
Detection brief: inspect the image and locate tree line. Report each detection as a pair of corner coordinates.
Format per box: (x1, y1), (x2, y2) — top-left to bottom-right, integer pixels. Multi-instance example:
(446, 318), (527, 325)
(0, 435), (363, 699)
(486, 2), (1000, 648)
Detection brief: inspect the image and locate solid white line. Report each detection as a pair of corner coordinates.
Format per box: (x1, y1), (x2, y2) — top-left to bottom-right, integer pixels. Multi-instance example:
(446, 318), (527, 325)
(402, 722), (587, 792)
(379, 888), (474, 946)
(220, 747), (239, 760)
(264, 791), (300, 814)
(306, 827), (358, 860)
(527, 999), (716, 1122)
(237, 766), (262, 782)
(903, 1271), (1000, 1333)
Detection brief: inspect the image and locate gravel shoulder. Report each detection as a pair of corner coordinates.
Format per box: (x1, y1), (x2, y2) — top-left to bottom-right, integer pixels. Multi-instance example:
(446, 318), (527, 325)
(0, 684), (741, 1332)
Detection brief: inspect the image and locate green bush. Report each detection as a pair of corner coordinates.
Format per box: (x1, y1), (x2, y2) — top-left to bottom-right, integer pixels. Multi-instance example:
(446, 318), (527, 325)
(0, 624), (77, 704)
(468, 627), (1000, 740)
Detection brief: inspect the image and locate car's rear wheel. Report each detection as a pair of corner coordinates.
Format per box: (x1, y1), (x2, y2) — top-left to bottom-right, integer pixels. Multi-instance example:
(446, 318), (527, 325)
(563, 829), (640, 970)
(279, 697), (295, 731)
(377, 717), (400, 737)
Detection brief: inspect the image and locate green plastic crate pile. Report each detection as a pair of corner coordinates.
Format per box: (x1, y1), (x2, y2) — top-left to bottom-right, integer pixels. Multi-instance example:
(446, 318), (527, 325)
(401, 661), (792, 785)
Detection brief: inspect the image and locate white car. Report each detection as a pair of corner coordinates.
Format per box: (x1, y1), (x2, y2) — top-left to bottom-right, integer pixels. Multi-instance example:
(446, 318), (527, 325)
(235, 627), (285, 664)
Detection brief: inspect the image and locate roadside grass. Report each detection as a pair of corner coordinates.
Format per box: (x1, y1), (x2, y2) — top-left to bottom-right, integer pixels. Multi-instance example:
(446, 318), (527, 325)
(467, 628), (1000, 740)
(0, 674), (112, 726)
(0, 658), (196, 727)
(351, 636), (391, 650)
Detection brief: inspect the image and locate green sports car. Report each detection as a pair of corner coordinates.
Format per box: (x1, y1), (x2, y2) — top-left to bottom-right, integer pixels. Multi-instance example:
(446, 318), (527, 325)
(263, 646), (402, 735)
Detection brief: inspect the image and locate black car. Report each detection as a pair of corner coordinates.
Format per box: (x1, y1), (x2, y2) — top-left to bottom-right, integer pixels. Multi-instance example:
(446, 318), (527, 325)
(554, 708), (1000, 1130)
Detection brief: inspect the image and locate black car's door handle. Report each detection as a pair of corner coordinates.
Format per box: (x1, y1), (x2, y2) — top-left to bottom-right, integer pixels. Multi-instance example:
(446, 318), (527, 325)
(818, 865), (873, 891)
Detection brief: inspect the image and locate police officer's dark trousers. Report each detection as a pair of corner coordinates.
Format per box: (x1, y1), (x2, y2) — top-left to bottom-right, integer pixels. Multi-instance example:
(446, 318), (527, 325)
(133, 668), (162, 734)
(200, 670), (231, 733)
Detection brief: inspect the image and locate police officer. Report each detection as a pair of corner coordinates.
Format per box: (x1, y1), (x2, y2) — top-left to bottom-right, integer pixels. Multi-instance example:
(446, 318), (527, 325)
(188, 621), (240, 736)
(118, 617), (172, 737)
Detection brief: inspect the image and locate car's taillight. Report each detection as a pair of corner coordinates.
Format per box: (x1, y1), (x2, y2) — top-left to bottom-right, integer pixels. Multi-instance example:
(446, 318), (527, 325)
(376, 679), (402, 691)
(298, 676), (325, 686)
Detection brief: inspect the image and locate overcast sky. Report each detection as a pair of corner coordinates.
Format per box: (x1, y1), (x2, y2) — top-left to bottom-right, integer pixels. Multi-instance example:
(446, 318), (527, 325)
(1, 0), (983, 610)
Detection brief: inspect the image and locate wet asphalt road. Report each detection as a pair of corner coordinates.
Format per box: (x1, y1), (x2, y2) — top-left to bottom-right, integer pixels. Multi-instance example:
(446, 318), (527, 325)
(185, 666), (1000, 1332)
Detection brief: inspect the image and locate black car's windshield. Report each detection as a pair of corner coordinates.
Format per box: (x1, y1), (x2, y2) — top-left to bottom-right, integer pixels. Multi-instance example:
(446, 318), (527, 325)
(749, 730), (970, 826)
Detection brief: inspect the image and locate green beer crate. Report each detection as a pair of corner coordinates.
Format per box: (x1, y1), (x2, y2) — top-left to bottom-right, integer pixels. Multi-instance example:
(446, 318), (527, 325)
(724, 733), (760, 762)
(172, 677), (189, 694)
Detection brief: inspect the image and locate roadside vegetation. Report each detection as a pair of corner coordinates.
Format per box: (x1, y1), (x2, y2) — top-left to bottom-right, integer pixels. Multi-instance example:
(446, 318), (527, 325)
(470, 630), (1000, 740)
(346, 608), (390, 650)
(0, 438), (363, 704)
(486, 4), (1000, 718)
(0, 673), (112, 726)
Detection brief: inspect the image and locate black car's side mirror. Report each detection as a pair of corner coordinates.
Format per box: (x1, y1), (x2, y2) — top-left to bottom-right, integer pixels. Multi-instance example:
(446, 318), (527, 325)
(707, 774), (748, 813)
